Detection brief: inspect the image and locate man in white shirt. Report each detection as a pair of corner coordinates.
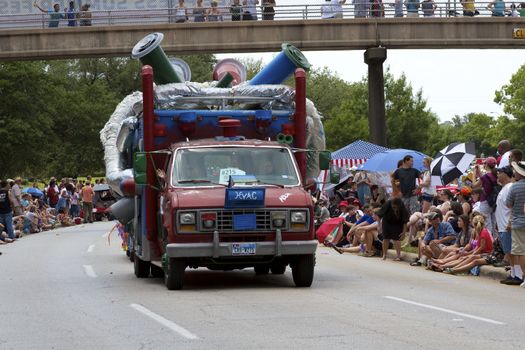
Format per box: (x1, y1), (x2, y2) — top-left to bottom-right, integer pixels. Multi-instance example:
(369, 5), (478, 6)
(321, 0), (335, 18)
(332, 0), (346, 18)
(242, 0), (259, 20)
(497, 139), (512, 168)
(496, 166), (522, 285)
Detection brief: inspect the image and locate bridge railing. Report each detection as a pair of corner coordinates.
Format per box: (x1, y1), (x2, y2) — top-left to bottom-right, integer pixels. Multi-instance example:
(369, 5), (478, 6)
(0, 2), (521, 30)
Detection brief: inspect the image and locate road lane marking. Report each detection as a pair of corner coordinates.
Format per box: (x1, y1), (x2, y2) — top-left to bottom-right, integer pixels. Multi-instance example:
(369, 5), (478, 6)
(83, 265), (98, 278)
(130, 304), (199, 340)
(384, 296), (505, 325)
(87, 244), (95, 253)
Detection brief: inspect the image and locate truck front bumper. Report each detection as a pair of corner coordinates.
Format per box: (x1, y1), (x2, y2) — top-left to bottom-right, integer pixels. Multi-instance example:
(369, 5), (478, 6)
(166, 230), (317, 258)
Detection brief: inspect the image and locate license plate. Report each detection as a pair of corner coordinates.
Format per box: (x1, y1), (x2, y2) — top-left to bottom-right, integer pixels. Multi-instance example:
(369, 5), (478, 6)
(232, 243), (256, 256)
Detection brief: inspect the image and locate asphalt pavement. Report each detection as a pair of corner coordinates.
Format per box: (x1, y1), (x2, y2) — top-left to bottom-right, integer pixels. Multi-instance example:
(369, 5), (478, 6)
(1, 222), (524, 350)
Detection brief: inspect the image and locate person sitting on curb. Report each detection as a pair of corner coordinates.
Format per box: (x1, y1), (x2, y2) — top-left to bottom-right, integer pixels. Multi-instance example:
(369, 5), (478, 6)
(333, 208), (381, 256)
(410, 210), (456, 266)
(435, 214), (472, 260)
(431, 214), (494, 274)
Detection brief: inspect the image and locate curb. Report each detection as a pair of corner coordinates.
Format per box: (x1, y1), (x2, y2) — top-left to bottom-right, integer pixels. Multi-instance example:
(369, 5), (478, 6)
(385, 250), (509, 281)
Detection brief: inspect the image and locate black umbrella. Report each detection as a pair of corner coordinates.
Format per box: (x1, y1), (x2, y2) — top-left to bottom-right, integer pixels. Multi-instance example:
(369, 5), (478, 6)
(430, 142), (476, 186)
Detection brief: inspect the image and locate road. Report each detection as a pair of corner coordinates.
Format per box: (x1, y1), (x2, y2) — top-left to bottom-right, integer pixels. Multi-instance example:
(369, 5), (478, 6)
(1, 222), (523, 349)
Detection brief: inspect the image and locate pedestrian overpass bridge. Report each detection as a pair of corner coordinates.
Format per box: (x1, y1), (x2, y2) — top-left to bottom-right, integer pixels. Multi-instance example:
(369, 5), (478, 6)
(1, 18), (525, 61)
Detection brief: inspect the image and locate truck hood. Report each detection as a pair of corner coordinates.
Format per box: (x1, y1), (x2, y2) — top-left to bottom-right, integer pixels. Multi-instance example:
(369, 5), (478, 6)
(171, 187), (311, 209)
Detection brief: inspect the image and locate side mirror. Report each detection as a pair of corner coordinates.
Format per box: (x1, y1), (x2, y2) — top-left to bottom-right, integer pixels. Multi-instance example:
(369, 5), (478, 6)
(330, 172), (340, 184)
(319, 151), (331, 171)
(134, 152), (147, 185)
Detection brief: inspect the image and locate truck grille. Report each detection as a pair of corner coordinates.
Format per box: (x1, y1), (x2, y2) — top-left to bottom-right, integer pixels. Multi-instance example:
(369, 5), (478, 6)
(217, 209), (272, 232)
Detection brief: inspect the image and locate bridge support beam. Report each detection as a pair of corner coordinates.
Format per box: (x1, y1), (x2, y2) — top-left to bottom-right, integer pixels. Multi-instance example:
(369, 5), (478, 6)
(364, 47), (387, 147)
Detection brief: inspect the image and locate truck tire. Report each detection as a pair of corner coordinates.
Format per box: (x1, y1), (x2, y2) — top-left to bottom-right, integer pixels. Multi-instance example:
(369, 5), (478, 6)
(291, 254), (315, 287)
(134, 255), (150, 278)
(165, 258), (186, 290)
(254, 265), (270, 275)
(270, 261), (286, 275)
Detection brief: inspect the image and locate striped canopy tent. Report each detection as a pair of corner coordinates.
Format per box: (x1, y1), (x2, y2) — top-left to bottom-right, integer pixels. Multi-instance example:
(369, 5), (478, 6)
(317, 140), (389, 193)
(331, 140), (390, 168)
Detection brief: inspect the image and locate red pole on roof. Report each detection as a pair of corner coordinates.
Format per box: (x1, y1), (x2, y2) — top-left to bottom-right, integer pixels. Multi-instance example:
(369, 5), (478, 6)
(141, 65), (158, 245)
(294, 68), (307, 182)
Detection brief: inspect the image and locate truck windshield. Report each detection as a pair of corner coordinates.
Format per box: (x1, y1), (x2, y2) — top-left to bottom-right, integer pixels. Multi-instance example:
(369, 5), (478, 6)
(172, 147), (300, 187)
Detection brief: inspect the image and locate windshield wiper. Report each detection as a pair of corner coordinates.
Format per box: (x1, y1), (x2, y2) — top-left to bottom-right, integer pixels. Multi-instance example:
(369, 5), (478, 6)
(177, 179), (226, 187)
(256, 181), (285, 188)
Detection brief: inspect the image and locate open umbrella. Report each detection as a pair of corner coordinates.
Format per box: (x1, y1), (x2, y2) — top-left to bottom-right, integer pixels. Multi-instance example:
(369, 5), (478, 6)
(430, 142), (476, 186)
(359, 148), (428, 172)
(23, 187), (43, 197)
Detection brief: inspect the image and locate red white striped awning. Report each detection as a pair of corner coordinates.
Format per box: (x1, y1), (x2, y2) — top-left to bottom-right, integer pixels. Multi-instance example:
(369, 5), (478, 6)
(330, 158), (367, 168)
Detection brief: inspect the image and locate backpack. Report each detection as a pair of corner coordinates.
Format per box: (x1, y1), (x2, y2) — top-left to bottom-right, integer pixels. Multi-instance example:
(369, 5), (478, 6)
(486, 174), (501, 209)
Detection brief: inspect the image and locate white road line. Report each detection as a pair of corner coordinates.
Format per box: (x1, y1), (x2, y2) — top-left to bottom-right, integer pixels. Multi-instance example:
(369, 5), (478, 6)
(87, 244), (95, 253)
(384, 296), (505, 325)
(83, 265), (98, 278)
(130, 304), (199, 340)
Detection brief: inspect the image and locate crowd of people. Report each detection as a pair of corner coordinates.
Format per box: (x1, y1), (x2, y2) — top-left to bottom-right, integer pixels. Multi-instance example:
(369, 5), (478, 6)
(314, 140), (525, 288)
(30, 0), (525, 28)
(0, 176), (107, 246)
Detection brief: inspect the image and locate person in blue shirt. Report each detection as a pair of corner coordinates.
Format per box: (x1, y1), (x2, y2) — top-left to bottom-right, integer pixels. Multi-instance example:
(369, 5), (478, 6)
(34, 1), (65, 28)
(411, 210), (456, 266)
(66, 1), (78, 26)
(486, 0), (506, 16)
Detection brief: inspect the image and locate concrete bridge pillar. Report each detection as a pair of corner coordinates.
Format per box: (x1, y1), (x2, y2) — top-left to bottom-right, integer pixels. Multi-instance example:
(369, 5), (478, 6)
(364, 47), (387, 147)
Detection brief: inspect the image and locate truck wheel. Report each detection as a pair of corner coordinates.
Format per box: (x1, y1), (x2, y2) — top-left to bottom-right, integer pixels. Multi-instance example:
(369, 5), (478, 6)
(254, 265), (270, 275)
(270, 262), (286, 275)
(134, 255), (150, 278)
(291, 254), (315, 287)
(165, 258), (186, 290)
(150, 264), (164, 278)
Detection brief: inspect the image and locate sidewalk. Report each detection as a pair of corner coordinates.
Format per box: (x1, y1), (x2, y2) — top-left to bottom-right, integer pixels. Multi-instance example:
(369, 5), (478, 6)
(384, 250), (509, 281)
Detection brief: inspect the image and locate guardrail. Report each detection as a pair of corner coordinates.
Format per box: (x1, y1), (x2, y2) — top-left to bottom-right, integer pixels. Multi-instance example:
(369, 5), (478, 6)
(0, 2), (522, 29)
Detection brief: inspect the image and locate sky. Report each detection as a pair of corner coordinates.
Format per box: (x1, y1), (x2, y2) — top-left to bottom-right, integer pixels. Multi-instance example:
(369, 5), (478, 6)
(215, 0), (525, 123)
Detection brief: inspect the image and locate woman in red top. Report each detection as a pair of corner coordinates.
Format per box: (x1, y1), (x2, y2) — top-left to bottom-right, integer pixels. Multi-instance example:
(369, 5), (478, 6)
(46, 179), (59, 209)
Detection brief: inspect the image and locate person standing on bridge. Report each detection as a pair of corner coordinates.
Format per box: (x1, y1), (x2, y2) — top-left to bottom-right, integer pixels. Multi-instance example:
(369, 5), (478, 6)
(486, 0), (506, 16)
(353, 0), (370, 17)
(34, 1), (65, 28)
(404, 0), (420, 17)
(460, 0), (476, 16)
(332, 0), (347, 18)
(65, 1), (78, 26)
(243, 0), (259, 20)
(262, 0), (275, 20)
(321, 0), (336, 18)
(78, 3), (92, 26)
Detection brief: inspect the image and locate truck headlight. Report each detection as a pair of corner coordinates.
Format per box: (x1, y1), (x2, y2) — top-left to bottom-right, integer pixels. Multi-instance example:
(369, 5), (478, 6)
(179, 212), (196, 225)
(291, 211), (307, 223)
(200, 212), (217, 230)
(271, 211), (287, 229)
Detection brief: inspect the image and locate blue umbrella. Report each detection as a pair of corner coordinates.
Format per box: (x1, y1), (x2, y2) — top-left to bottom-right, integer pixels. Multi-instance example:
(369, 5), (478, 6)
(23, 187), (44, 197)
(359, 148), (428, 172)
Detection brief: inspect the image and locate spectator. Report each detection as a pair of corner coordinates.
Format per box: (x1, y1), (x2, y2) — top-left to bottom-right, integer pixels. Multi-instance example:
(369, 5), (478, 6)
(411, 210), (456, 266)
(472, 156), (498, 237)
(421, 0), (436, 16)
(81, 181), (94, 223)
(34, 1), (65, 28)
(332, 0), (347, 18)
(404, 0), (420, 17)
(471, 188), (483, 214)
(175, 0), (188, 23)
(369, 184), (386, 207)
(70, 183), (81, 218)
(47, 179), (59, 209)
(56, 185), (70, 216)
(315, 199), (331, 227)
(510, 148), (523, 164)
(353, 0), (370, 17)
(370, 0), (385, 17)
(321, 0), (336, 18)
(0, 180), (16, 242)
(506, 160), (525, 287)
(377, 197), (409, 261)
(494, 166), (519, 282)
(346, 204), (377, 246)
(436, 214), (472, 259)
(11, 177), (23, 216)
(230, 0), (242, 21)
(435, 215), (494, 274)
(460, 0), (476, 16)
(262, 0), (276, 20)
(497, 140), (512, 167)
(333, 208), (381, 256)
(487, 0), (506, 16)
(243, 0), (259, 20)
(355, 171), (371, 206)
(66, 1), (77, 26)
(193, 0), (207, 22)
(420, 157), (436, 213)
(456, 186), (472, 217)
(78, 4), (92, 26)
(393, 155), (422, 215)
(393, 0), (404, 16)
